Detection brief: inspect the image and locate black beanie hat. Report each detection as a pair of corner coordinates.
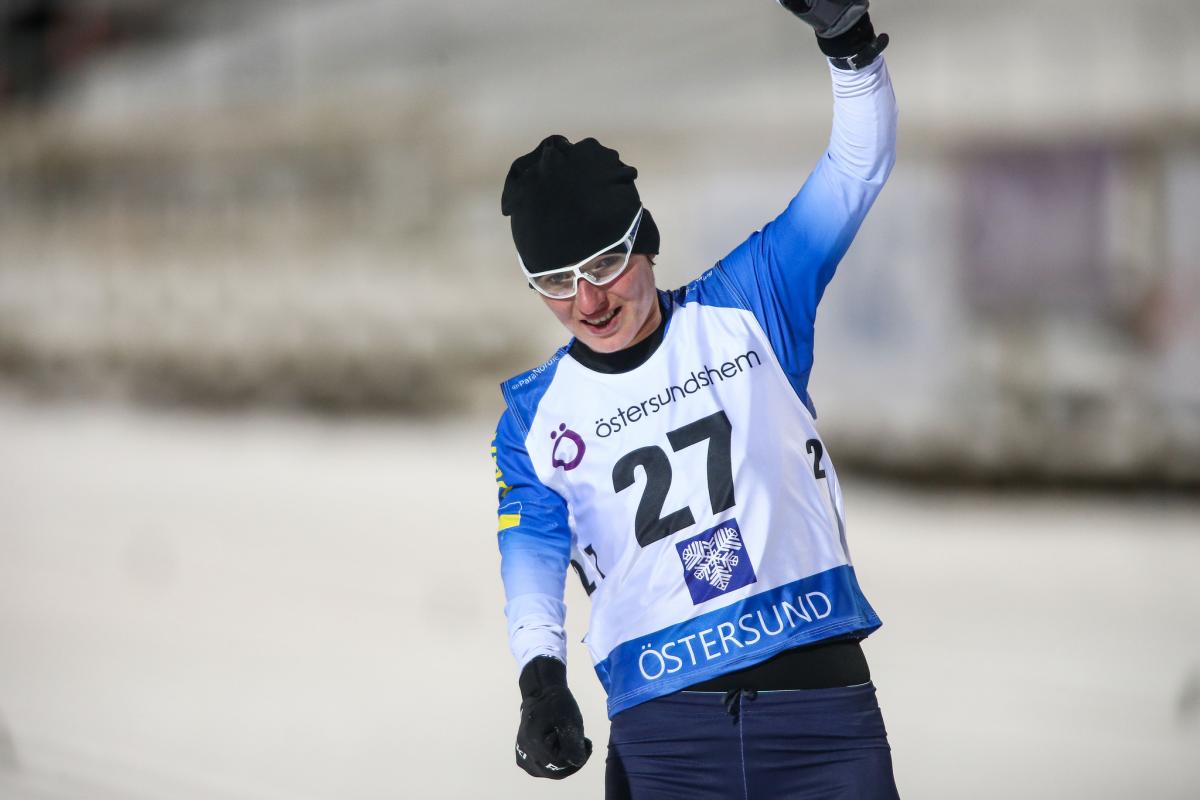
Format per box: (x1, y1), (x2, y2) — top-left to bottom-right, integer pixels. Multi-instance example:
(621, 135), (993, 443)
(501, 134), (660, 274)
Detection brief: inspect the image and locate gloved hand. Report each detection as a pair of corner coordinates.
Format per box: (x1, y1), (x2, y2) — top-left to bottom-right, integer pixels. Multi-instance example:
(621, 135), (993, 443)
(514, 656), (592, 779)
(777, 1), (889, 71)
(777, 0), (868, 39)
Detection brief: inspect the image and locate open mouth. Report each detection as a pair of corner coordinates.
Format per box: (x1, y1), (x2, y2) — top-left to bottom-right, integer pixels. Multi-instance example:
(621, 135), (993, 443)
(581, 306), (621, 334)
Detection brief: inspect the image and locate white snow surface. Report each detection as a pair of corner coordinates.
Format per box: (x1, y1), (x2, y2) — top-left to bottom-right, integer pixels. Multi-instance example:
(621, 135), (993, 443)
(1, 400), (1197, 799)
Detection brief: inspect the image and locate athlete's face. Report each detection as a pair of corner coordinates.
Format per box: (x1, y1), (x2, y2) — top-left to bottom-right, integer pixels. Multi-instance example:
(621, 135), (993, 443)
(539, 255), (661, 353)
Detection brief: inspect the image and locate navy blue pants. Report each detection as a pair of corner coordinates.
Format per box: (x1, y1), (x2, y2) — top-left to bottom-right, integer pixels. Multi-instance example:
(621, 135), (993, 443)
(605, 683), (899, 799)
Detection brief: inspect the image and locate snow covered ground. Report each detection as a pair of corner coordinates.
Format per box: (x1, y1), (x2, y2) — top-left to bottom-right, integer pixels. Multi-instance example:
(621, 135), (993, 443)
(1, 400), (1197, 799)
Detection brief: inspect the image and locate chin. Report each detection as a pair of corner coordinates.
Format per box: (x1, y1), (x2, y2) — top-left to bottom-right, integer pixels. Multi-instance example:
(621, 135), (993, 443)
(578, 328), (630, 353)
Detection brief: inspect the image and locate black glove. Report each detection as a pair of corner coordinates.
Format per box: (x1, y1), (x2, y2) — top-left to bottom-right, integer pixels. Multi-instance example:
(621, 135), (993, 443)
(777, 0), (868, 39)
(514, 656), (592, 779)
(778, 1), (889, 71)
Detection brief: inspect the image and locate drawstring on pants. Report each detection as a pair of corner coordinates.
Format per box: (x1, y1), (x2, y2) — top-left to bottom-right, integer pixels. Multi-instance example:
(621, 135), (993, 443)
(723, 687), (757, 722)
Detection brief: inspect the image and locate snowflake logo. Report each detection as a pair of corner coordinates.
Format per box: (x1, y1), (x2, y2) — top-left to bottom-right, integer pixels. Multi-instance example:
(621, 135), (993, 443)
(675, 518), (756, 605)
(680, 526), (743, 591)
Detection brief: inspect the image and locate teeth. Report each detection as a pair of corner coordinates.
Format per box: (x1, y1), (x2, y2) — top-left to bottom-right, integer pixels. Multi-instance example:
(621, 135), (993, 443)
(586, 309), (617, 326)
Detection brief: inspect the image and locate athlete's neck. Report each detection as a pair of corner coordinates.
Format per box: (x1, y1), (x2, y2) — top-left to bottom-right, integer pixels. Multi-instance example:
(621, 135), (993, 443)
(570, 295), (669, 374)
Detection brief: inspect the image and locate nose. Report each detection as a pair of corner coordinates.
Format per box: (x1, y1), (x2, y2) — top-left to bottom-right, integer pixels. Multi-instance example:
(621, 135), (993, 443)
(574, 277), (607, 316)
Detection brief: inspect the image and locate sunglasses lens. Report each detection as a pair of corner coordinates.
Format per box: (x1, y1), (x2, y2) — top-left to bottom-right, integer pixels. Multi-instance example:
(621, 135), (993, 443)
(580, 246), (632, 287)
(529, 270), (577, 299)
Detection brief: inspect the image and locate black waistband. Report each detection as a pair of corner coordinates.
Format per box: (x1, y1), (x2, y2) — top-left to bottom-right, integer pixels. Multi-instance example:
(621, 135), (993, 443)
(681, 638), (869, 692)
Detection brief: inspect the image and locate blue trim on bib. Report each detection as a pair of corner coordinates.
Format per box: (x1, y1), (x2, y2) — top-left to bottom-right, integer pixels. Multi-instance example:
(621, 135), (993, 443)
(595, 564), (880, 718)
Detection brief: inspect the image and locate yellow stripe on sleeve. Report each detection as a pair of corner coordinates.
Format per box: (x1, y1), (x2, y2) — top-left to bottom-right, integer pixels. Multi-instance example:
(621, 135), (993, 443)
(498, 513), (521, 531)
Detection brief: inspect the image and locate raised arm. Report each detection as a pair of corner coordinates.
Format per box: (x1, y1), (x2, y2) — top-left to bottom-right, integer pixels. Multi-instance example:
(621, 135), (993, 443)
(729, 55), (897, 315)
(715, 8), (897, 414)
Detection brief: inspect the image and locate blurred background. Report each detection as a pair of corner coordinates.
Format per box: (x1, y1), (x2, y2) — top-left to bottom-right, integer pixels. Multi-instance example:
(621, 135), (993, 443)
(1, 0), (1197, 798)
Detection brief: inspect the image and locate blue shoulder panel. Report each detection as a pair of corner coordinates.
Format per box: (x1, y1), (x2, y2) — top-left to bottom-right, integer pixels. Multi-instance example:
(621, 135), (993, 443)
(499, 345), (570, 436)
(671, 157), (884, 418)
(669, 261), (821, 417)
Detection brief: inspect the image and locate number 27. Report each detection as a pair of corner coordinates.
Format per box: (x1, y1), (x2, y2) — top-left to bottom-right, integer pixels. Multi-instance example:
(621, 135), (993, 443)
(612, 410), (734, 548)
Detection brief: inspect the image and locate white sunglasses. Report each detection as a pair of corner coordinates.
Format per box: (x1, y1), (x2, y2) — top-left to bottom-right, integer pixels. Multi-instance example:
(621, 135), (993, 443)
(519, 207), (644, 300)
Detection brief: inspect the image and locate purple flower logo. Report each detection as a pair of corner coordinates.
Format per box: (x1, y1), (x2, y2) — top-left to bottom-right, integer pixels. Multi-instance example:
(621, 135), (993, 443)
(550, 423), (586, 471)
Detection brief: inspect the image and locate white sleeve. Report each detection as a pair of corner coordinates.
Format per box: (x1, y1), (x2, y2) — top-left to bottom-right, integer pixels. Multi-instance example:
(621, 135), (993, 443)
(826, 55), (898, 185)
